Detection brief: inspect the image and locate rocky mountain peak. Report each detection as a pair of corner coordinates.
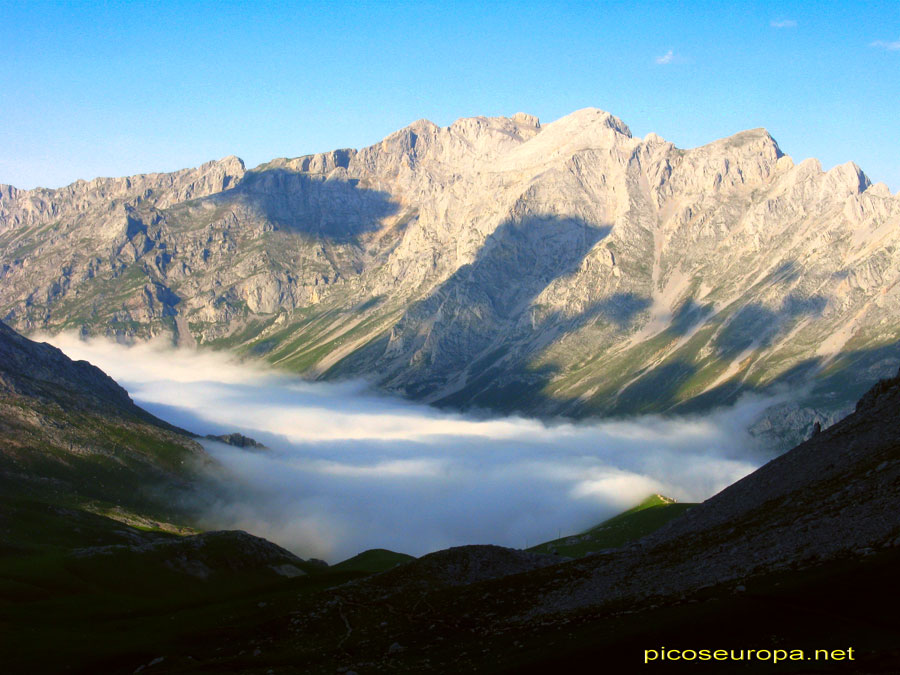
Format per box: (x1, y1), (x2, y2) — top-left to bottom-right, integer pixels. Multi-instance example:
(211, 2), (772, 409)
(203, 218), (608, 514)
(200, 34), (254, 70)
(696, 127), (782, 165)
(866, 182), (894, 198)
(823, 161), (872, 196)
(558, 107), (632, 136)
(511, 112), (541, 128)
(494, 107), (634, 172)
(2, 107), (900, 443)
(642, 131), (667, 145)
(216, 155), (246, 172)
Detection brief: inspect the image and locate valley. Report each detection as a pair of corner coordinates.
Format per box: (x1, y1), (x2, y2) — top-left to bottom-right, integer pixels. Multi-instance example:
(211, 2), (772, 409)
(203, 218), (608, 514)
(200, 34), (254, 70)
(0, 322), (897, 672)
(1, 108), (899, 673)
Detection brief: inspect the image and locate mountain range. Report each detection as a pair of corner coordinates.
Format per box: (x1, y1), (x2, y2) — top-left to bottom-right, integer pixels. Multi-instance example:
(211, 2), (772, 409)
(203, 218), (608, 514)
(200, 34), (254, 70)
(2, 108), (900, 444)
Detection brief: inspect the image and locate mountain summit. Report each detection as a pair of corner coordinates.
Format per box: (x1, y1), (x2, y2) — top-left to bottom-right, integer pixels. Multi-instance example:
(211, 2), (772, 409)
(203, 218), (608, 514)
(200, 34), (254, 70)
(2, 109), (899, 440)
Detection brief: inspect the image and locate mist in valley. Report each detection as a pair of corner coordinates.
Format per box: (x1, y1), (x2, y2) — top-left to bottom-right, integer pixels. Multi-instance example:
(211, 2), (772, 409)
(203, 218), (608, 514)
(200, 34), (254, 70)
(46, 334), (784, 562)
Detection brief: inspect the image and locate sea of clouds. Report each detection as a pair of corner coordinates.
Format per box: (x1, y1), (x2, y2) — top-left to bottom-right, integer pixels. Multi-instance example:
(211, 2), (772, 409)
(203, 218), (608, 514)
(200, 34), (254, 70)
(45, 334), (782, 563)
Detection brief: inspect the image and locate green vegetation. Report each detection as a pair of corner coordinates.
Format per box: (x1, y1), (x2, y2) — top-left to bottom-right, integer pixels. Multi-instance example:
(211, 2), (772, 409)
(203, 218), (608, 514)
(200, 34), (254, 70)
(330, 548), (416, 574)
(528, 494), (696, 557)
(0, 393), (204, 536)
(267, 304), (401, 372)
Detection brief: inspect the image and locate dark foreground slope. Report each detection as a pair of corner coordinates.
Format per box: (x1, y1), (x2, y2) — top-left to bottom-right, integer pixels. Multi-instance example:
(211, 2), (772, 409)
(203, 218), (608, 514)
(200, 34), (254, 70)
(144, 371), (896, 674)
(0, 320), (209, 526)
(0, 324), (341, 673)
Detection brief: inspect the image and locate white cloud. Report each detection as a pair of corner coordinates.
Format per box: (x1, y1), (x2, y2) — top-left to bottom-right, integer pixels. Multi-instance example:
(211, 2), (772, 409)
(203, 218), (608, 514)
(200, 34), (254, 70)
(870, 38), (900, 51)
(770, 19), (797, 29)
(45, 334), (784, 563)
(303, 457), (447, 478)
(655, 50), (675, 65)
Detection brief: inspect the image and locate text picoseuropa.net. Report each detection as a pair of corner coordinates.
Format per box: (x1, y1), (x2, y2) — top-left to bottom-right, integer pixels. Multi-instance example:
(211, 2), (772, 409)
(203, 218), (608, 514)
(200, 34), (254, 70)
(644, 647), (855, 664)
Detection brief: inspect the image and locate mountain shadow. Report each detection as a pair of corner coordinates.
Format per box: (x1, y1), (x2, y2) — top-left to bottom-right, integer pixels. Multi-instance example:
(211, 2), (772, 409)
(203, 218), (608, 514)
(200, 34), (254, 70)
(208, 167), (400, 244)
(714, 292), (828, 359)
(571, 290), (888, 418)
(329, 215), (613, 399)
(438, 298), (898, 435)
(327, 226), (887, 431)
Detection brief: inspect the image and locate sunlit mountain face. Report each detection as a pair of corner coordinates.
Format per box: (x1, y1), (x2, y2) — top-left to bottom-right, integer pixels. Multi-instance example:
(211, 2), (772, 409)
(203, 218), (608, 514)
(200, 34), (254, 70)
(3, 110), (900, 453)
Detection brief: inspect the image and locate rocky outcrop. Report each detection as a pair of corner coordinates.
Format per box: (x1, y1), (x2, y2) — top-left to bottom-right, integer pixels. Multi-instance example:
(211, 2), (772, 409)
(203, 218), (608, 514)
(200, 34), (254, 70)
(70, 529), (323, 581)
(204, 432), (267, 449)
(0, 155), (245, 230)
(364, 545), (562, 591)
(2, 109), (900, 436)
(855, 366), (900, 412)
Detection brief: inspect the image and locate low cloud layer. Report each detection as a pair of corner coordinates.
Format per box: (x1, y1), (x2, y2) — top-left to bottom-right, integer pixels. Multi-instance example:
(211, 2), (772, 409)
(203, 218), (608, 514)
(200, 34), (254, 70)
(46, 334), (781, 563)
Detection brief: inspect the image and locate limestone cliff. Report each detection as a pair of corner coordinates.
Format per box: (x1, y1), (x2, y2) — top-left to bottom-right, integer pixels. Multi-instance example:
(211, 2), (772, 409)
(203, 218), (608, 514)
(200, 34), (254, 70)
(2, 109), (899, 440)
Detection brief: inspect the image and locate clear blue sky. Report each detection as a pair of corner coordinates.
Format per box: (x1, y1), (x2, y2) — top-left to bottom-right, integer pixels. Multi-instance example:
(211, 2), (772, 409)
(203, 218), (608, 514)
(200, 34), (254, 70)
(2, 0), (898, 191)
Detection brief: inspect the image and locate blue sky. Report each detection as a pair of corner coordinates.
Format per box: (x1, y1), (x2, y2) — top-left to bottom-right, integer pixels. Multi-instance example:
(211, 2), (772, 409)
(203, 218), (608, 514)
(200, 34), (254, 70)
(2, 0), (898, 191)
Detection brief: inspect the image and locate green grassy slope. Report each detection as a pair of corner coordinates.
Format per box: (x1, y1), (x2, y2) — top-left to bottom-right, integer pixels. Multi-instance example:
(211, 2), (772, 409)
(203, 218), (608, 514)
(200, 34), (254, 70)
(528, 494), (697, 557)
(330, 548), (416, 574)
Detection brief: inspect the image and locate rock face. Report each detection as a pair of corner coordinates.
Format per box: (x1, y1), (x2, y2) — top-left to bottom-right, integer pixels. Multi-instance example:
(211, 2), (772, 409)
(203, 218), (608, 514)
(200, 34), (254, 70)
(2, 109), (900, 435)
(204, 432), (267, 450)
